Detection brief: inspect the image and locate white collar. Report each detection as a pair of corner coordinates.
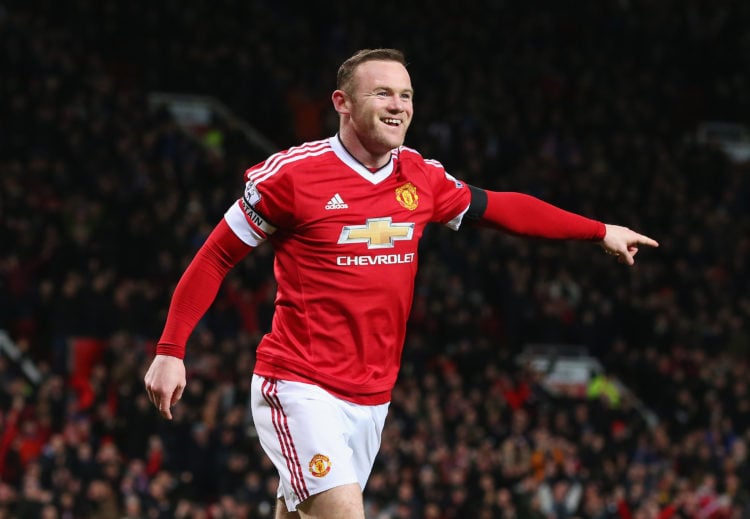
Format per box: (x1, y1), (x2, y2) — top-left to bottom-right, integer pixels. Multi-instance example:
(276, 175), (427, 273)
(329, 135), (394, 185)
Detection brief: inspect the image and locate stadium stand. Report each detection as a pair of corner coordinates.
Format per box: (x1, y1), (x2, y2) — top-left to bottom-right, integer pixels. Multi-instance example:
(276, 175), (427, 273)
(2, 1), (750, 517)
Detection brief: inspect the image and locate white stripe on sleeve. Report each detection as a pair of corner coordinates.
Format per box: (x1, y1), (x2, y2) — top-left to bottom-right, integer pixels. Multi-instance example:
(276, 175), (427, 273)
(445, 203), (471, 231)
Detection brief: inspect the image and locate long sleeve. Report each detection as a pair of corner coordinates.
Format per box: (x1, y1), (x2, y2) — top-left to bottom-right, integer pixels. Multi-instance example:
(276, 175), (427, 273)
(155, 218), (252, 358)
(479, 190), (606, 240)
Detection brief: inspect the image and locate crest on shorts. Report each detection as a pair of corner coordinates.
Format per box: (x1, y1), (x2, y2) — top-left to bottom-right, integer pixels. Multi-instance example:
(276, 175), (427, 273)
(309, 454), (331, 478)
(395, 182), (419, 211)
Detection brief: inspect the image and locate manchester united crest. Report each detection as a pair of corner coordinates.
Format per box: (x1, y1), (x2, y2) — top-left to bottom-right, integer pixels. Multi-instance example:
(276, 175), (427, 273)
(309, 454), (331, 478)
(395, 182), (419, 211)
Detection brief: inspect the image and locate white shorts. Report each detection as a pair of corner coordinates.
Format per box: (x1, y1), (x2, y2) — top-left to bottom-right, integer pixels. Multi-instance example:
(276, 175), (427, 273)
(250, 375), (389, 511)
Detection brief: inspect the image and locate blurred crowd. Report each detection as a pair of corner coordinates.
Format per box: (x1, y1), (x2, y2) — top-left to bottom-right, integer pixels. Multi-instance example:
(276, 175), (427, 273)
(2, 0), (750, 517)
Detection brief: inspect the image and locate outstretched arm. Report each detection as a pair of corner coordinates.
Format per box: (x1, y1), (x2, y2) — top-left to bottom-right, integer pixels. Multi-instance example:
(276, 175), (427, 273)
(469, 187), (658, 264)
(144, 218), (252, 419)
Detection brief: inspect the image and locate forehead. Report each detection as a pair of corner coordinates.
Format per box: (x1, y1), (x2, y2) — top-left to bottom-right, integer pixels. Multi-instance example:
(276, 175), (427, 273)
(353, 60), (412, 91)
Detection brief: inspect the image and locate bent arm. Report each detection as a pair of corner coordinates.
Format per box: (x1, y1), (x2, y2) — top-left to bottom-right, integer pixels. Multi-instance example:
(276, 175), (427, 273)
(156, 218), (253, 358)
(145, 218), (251, 419)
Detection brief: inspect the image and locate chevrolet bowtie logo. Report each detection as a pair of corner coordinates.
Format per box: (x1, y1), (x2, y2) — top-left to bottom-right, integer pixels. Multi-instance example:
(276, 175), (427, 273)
(338, 217), (414, 249)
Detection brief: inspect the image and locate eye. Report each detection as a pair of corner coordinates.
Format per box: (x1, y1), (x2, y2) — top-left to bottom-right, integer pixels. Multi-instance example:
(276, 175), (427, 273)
(375, 91), (388, 98)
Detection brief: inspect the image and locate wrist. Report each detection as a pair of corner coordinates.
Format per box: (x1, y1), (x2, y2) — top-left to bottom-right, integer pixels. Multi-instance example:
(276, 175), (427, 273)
(154, 343), (185, 359)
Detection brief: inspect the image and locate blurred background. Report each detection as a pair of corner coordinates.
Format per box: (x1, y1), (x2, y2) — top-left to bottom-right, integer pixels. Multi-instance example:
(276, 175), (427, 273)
(2, 1), (750, 517)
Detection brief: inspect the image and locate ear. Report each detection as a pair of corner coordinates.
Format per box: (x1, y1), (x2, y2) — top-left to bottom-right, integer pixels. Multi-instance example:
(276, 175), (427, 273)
(332, 89), (350, 115)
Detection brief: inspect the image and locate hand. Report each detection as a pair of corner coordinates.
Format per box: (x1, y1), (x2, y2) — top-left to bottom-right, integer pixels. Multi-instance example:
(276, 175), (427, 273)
(600, 224), (659, 266)
(144, 354), (186, 420)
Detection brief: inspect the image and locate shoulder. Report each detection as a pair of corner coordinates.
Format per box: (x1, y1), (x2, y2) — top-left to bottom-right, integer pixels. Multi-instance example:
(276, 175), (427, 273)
(395, 145), (447, 173)
(396, 146), (466, 192)
(245, 138), (335, 184)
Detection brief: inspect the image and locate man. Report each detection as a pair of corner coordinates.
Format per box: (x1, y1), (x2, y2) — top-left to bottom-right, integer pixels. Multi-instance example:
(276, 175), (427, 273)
(145, 48), (658, 518)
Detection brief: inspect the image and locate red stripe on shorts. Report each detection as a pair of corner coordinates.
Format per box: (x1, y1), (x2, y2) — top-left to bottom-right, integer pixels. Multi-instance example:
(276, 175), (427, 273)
(261, 378), (309, 501)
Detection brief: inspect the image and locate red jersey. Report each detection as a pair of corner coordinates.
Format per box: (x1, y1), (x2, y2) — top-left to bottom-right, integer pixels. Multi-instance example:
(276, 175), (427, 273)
(224, 136), (471, 404)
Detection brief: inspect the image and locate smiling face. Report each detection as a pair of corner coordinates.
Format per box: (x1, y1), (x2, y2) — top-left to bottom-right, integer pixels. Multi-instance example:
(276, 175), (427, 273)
(333, 59), (414, 168)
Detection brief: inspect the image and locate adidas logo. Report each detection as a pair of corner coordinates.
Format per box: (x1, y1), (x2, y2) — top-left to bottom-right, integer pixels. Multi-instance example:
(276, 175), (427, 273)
(325, 193), (349, 210)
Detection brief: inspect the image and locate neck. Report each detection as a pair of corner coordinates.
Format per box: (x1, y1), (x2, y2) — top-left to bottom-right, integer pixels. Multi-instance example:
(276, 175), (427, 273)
(338, 127), (392, 170)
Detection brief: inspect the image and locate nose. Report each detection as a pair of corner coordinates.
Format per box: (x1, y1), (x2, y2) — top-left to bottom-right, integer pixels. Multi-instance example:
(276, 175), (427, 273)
(387, 94), (407, 112)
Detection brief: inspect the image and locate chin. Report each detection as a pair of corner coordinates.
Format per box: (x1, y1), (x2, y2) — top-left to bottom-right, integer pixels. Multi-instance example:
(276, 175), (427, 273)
(384, 133), (406, 150)
(388, 139), (404, 150)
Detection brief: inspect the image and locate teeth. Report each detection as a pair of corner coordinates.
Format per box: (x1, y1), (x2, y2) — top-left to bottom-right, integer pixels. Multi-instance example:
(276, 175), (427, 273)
(383, 118), (400, 125)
